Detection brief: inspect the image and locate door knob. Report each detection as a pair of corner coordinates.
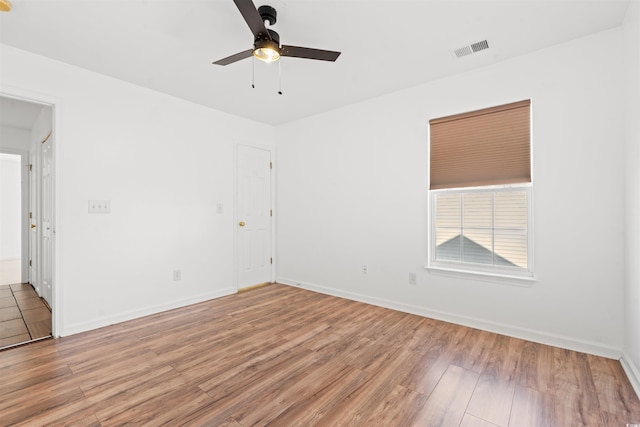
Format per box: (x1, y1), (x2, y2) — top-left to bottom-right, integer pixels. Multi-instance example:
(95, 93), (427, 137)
(239, 221), (246, 227)
(31, 224), (36, 229)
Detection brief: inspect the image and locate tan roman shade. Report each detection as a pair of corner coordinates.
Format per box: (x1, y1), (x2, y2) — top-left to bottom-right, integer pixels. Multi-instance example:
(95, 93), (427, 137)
(429, 100), (531, 190)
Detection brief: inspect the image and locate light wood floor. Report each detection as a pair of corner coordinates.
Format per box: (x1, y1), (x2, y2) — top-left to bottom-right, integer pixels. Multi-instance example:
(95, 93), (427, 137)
(0, 283), (51, 348)
(0, 284), (638, 426)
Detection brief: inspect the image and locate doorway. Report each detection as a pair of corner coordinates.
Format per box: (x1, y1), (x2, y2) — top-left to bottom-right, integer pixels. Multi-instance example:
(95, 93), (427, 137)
(0, 95), (55, 348)
(235, 144), (274, 289)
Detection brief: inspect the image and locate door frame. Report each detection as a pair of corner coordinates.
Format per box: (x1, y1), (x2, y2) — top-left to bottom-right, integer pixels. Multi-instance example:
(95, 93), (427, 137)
(233, 141), (276, 291)
(0, 88), (62, 338)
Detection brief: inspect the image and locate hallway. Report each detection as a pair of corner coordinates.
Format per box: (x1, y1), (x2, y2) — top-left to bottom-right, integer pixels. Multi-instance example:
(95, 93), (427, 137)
(0, 283), (51, 349)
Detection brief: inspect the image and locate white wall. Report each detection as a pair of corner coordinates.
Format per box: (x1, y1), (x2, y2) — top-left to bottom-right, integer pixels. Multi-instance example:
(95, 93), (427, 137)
(0, 44), (276, 335)
(623, 0), (640, 391)
(0, 153), (21, 260)
(277, 27), (626, 357)
(0, 126), (30, 281)
(0, 126), (31, 151)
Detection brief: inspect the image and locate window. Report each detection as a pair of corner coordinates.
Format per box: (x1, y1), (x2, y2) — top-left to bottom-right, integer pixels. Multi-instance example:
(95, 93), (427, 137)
(429, 100), (532, 277)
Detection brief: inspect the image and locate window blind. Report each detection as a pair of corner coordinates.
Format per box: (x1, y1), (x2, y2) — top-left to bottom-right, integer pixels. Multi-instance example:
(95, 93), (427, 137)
(429, 100), (531, 190)
(433, 189), (529, 270)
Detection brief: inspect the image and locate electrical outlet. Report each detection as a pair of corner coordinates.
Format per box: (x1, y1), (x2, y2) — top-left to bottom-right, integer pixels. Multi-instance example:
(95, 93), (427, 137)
(362, 264), (368, 274)
(409, 272), (417, 285)
(173, 269), (182, 281)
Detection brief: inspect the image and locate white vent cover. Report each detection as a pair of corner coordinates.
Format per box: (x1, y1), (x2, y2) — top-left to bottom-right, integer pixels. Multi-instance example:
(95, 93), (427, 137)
(454, 40), (489, 58)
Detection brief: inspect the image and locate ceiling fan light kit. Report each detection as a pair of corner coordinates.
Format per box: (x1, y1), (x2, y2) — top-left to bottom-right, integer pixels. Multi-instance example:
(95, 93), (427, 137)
(0, 0), (12, 12)
(253, 41), (280, 62)
(253, 30), (280, 63)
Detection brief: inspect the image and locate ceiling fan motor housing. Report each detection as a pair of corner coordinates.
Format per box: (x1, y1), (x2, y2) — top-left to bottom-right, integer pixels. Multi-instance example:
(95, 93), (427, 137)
(261, 29), (279, 45)
(258, 5), (277, 26)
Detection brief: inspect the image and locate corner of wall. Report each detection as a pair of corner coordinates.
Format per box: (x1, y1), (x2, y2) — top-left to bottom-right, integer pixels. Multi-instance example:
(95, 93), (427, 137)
(621, 353), (640, 399)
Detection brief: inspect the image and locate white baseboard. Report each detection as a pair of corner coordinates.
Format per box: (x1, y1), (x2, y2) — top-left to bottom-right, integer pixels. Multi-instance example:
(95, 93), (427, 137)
(61, 287), (236, 337)
(621, 352), (640, 399)
(278, 277), (621, 359)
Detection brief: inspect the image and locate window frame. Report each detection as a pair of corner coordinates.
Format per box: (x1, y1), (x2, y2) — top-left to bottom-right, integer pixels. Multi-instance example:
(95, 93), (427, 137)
(427, 99), (534, 282)
(428, 183), (534, 280)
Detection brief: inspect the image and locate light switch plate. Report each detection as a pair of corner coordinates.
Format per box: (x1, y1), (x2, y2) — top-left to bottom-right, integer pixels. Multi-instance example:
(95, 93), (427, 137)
(88, 200), (111, 214)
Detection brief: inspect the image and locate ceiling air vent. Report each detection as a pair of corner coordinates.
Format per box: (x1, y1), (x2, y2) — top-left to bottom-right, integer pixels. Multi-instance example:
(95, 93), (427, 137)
(454, 40), (489, 58)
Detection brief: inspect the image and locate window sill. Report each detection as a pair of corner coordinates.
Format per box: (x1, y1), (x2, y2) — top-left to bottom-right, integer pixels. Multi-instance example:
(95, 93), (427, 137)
(425, 265), (536, 287)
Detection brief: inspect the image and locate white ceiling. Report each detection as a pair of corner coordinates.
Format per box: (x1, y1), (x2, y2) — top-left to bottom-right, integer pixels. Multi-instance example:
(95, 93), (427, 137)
(0, 0), (631, 125)
(0, 95), (45, 129)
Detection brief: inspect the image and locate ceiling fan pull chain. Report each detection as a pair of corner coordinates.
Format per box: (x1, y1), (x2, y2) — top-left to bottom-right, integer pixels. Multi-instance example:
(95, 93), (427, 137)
(252, 56), (255, 88)
(278, 59), (283, 95)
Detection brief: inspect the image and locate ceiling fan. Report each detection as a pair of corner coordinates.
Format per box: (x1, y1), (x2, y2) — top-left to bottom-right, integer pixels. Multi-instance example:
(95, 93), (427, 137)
(213, 0), (341, 66)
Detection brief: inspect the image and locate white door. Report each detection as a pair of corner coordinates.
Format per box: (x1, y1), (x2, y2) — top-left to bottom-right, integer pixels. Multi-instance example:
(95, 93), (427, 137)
(236, 145), (272, 288)
(28, 150), (38, 289)
(40, 134), (53, 306)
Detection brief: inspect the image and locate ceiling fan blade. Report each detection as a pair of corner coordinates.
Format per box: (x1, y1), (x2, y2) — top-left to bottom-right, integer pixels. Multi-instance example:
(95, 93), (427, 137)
(213, 49), (253, 66)
(280, 45), (341, 62)
(233, 0), (271, 40)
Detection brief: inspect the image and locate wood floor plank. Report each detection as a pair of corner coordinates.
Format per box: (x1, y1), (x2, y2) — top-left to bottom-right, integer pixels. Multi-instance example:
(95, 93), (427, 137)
(0, 360), (72, 397)
(553, 386), (603, 426)
(172, 331), (288, 385)
(98, 385), (211, 427)
(74, 349), (165, 396)
(363, 383), (427, 426)
(509, 385), (556, 427)
(412, 364), (480, 426)
(1, 387), (88, 426)
(12, 398), (100, 427)
(399, 321), (469, 395)
(0, 333), (31, 348)
(53, 324), (128, 354)
(466, 373), (516, 427)
(313, 347), (416, 425)
(515, 340), (555, 393)
(553, 348), (602, 426)
(588, 353), (640, 420)
(0, 283), (638, 426)
(261, 366), (370, 426)
(232, 359), (356, 426)
(483, 334), (525, 382)
(460, 413), (502, 427)
(0, 337), (60, 368)
(199, 343), (318, 399)
(192, 349), (324, 426)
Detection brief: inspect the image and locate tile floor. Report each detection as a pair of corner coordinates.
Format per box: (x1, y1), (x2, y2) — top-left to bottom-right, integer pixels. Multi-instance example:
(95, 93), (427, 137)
(0, 283), (52, 349)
